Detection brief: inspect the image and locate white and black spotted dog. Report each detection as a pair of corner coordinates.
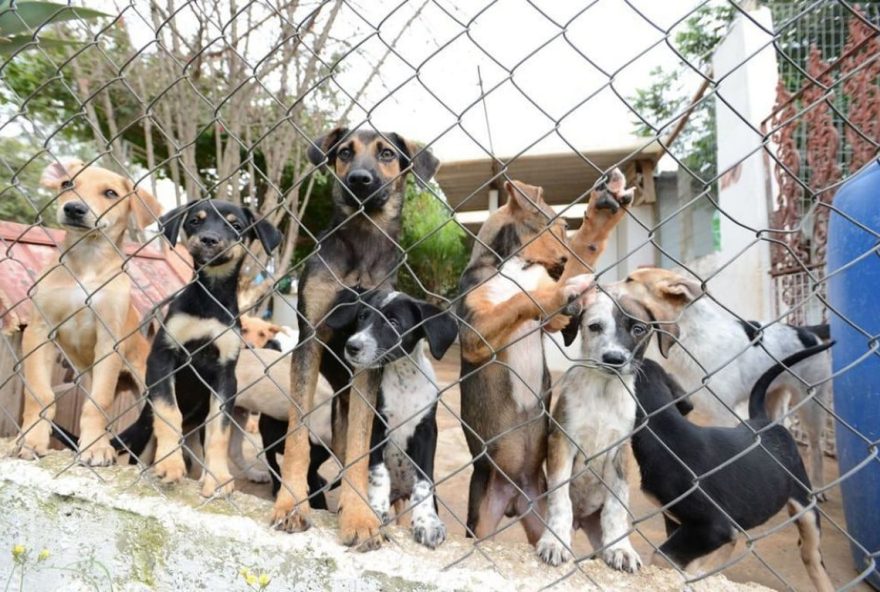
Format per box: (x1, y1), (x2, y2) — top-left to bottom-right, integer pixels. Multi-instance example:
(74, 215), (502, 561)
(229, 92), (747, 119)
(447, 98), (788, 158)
(537, 288), (645, 572)
(325, 289), (458, 549)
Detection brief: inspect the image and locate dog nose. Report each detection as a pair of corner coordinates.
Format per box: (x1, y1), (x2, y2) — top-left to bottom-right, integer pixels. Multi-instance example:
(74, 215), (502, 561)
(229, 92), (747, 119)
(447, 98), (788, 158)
(200, 233), (221, 247)
(602, 351), (627, 366)
(345, 339), (363, 358)
(347, 169), (373, 187)
(63, 202), (88, 219)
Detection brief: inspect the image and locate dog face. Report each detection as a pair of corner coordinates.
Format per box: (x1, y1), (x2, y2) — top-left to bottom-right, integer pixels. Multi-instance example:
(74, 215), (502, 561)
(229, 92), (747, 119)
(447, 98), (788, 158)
(240, 315), (282, 348)
(325, 290), (458, 369)
(471, 180), (569, 279)
(579, 292), (653, 376)
(617, 267), (703, 357)
(159, 200), (282, 274)
(307, 127), (440, 213)
(40, 159), (161, 239)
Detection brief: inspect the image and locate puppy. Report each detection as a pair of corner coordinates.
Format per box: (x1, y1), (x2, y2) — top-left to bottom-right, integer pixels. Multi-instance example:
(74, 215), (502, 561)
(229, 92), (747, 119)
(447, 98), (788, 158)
(457, 170), (633, 543)
(240, 315), (284, 351)
(272, 127), (439, 550)
(620, 268), (833, 498)
(323, 289), (458, 548)
(537, 290), (644, 572)
(17, 159), (160, 465)
(112, 200), (281, 497)
(630, 339), (834, 592)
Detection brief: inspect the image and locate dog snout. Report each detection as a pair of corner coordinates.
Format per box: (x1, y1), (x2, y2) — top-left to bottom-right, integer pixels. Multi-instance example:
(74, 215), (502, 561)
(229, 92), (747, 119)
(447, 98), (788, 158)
(63, 201), (89, 220)
(199, 232), (221, 247)
(345, 338), (363, 358)
(601, 351), (627, 366)
(346, 169), (374, 187)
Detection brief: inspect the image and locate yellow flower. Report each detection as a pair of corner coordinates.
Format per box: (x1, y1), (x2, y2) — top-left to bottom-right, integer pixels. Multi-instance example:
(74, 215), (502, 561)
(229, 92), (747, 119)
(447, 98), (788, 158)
(258, 573), (271, 588)
(245, 573), (257, 586)
(11, 545), (26, 560)
(37, 549), (50, 562)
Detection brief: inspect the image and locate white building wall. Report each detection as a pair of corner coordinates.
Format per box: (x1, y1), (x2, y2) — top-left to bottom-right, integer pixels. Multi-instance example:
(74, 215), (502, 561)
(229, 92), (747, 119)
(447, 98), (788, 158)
(709, 6), (778, 320)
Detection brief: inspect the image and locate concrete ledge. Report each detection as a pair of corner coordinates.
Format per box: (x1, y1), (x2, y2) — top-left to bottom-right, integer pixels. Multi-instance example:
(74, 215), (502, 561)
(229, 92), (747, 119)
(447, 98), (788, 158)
(0, 439), (771, 591)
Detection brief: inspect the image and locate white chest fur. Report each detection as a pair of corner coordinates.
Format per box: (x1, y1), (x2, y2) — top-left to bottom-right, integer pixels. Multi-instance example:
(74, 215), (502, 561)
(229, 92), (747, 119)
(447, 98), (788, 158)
(482, 257), (549, 411)
(379, 341), (438, 448)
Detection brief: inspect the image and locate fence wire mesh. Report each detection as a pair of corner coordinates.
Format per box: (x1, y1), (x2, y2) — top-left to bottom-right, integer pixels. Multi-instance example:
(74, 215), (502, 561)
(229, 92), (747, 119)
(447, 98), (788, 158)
(0, 0), (878, 590)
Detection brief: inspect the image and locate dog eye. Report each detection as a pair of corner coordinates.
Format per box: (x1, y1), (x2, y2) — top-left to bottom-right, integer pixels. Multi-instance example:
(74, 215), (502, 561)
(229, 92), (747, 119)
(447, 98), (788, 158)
(104, 189), (119, 199)
(588, 322), (602, 333)
(338, 147), (353, 160)
(631, 324), (647, 337)
(60, 180), (74, 190)
(388, 318), (400, 329)
(379, 148), (395, 160)
(231, 222), (243, 232)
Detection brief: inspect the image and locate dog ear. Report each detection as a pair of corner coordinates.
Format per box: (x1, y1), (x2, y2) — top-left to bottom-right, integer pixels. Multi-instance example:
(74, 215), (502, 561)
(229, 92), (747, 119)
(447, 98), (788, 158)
(158, 203), (192, 247)
(415, 301), (458, 360)
(663, 371), (694, 416)
(307, 127), (349, 167)
(655, 322), (681, 358)
(388, 134), (440, 186)
(656, 275), (702, 303)
(40, 159), (83, 190)
(126, 180), (163, 229)
(504, 180), (549, 216)
(324, 289), (361, 331)
(561, 312), (582, 347)
(243, 208), (283, 255)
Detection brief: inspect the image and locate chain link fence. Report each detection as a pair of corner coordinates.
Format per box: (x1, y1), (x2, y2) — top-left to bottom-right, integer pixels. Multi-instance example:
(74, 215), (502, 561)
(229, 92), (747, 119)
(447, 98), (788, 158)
(1, 0), (878, 590)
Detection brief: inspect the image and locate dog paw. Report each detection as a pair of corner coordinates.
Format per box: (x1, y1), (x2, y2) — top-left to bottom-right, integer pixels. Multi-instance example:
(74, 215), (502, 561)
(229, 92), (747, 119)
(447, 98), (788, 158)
(537, 537), (571, 566)
(15, 424), (51, 460)
(201, 472), (235, 497)
(271, 495), (312, 533)
(412, 514), (446, 549)
(562, 273), (596, 313)
(153, 454), (187, 484)
(603, 543), (642, 573)
(78, 441), (116, 467)
(339, 505), (385, 551)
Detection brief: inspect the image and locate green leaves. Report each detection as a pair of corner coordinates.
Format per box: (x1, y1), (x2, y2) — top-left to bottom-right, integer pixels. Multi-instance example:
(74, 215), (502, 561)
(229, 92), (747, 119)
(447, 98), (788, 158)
(0, 1), (109, 56)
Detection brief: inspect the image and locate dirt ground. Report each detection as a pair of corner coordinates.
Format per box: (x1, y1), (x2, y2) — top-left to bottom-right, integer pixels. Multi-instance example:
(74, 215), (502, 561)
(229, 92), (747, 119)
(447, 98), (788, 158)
(236, 345), (871, 592)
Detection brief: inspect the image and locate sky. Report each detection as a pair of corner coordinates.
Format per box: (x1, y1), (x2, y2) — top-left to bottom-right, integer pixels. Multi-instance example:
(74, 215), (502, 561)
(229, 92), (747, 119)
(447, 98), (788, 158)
(111, 0), (709, 166)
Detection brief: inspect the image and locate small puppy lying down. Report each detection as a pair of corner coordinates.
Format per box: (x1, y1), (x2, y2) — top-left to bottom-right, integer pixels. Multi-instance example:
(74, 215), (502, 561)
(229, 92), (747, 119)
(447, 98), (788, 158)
(538, 289), (644, 572)
(632, 341), (834, 591)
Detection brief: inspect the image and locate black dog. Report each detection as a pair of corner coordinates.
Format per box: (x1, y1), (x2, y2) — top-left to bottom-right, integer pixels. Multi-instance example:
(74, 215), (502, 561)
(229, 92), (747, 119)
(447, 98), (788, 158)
(631, 342), (835, 591)
(112, 199), (281, 497)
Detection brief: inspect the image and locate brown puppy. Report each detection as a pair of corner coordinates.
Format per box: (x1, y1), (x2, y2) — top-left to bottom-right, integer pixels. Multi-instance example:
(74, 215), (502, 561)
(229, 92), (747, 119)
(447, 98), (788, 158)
(240, 315), (283, 349)
(272, 127), (439, 550)
(17, 159), (161, 465)
(457, 170), (633, 543)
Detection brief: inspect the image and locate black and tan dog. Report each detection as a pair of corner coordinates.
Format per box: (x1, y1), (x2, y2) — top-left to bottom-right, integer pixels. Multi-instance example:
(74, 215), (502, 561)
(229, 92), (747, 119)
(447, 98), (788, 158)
(272, 127), (439, 549)
(111, 199), (281, 497)
(457, 170), (633, 543)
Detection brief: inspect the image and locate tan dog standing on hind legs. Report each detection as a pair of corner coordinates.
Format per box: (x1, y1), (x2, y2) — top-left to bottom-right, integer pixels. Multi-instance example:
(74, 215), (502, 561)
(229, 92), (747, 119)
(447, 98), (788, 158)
(457, 169), (633, 543)
(271, 127), (440, 550)
(16, 159), (160, 465)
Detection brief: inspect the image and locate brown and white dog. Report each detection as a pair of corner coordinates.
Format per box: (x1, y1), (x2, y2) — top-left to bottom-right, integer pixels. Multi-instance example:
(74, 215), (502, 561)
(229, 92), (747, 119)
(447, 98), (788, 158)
(457, 170), (632, 543)
(617, 267), (832, 498)
(17, 159), (160, 465)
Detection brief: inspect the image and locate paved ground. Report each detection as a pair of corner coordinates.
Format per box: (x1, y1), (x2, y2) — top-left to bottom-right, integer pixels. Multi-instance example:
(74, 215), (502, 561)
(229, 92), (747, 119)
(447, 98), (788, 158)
(236, 345), (871, 592)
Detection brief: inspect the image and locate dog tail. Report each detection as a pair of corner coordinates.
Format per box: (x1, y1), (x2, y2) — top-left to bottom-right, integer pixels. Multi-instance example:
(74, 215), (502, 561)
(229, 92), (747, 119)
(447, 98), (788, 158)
(749, 341), (835, 421)
(110, 403), (154, 461)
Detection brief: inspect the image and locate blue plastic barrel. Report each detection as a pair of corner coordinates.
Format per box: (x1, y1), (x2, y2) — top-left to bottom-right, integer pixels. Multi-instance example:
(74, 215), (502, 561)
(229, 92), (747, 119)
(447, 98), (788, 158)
(827, 160), (880, 590)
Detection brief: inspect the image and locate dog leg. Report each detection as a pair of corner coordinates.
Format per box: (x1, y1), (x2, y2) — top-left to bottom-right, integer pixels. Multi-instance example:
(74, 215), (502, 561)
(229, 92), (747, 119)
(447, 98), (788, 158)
(201, 364), (237, 497)
(407, 416), (445, 549)
(537, 431), (575, 565)
(148, 347), (187, 484)
(17, 327), (58, 460)
(473, 470), (516, 541)
(653, 523), (732, 574)
(597, 451), (641, 572)
(77, 328), (124, 466)
(788, 500), (834, 592)
(229, 408), (270, 483)
(338, 369), (385, 550)
(367, 410), (391, 523)
(518, 470), (548, 546)
(273, 340), (323, 532)
(800, 387), (829, 502)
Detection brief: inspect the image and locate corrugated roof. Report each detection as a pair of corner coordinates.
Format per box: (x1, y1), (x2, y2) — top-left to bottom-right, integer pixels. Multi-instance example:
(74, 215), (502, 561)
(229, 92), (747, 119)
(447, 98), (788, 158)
(0, 221), (192, 335)
(437, 142), (663, 215)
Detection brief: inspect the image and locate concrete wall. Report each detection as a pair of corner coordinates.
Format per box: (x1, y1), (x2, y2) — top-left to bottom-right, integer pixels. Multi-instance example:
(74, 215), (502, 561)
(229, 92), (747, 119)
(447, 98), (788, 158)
(0, 440), (771, 592)
(709, 6), (778, 319)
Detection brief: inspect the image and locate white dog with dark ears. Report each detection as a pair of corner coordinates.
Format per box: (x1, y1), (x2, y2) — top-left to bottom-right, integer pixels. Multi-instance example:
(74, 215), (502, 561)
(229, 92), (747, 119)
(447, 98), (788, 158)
(618, 268), (833, 499)
(537, 285), (646, 572)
